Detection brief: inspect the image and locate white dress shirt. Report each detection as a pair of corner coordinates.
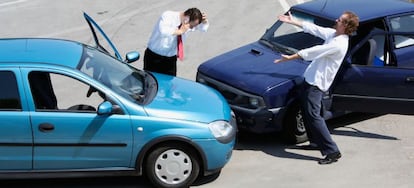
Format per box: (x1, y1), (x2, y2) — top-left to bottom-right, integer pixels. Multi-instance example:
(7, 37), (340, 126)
(147, 11), (209, 57)
(298, 22), (349, 92)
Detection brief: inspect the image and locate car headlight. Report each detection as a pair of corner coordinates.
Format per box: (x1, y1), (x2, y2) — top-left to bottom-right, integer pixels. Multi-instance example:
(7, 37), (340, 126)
(208, 120), (236, 144)
(249, 97), (259, 107)
(247, 96), (265, 109)
(196, 77), (206, 84)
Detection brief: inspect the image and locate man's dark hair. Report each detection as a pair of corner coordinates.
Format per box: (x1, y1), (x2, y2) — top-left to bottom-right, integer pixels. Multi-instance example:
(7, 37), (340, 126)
(184, 8), (203, 23)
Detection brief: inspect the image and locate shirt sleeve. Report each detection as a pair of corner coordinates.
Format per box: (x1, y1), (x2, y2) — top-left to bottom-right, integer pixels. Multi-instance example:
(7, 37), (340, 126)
(158, 12), (177, 36)
(196, 21), (209, 32)
(302, 22), (335, 41)
(298, 39), (341, 61)
(185, 20), (210, 33)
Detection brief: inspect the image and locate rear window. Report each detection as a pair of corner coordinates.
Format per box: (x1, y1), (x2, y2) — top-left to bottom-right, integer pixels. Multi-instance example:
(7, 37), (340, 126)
(0, 71), (21, 110)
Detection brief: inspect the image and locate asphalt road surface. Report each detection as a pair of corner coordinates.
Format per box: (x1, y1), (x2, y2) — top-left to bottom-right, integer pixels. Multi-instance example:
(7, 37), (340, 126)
(1, 0), (413, 187)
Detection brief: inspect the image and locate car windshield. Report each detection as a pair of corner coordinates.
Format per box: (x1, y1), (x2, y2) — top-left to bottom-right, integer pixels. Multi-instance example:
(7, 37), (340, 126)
(78, 46), (156, 104)
(260, 11), (332, 54)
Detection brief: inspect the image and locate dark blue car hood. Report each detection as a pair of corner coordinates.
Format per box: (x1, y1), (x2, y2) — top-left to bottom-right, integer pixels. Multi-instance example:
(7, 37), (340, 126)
(198, 42), (308, 95)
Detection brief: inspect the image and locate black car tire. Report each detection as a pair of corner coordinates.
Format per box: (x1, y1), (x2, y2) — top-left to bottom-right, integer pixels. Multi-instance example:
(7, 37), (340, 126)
(145, 144), (200, 188)
(282, 102), (308, 144)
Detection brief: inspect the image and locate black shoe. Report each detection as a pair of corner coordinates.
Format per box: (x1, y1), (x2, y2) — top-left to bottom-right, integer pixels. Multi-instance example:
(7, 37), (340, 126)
(318, 152), (342, 165)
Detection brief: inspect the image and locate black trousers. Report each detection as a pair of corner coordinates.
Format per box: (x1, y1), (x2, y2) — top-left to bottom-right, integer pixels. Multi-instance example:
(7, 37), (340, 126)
(143, 48), (177, 76)
(300, 82), (339, 156)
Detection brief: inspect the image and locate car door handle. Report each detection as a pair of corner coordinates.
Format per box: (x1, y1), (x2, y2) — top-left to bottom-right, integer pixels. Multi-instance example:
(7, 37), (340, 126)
(38, 123), (55, 132)
(406, 77), (414, 83)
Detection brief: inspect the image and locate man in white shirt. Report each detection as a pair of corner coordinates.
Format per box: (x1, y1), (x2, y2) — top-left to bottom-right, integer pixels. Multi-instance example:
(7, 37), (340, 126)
(144, 8), (209, 76)
(274, 11), (359, 164)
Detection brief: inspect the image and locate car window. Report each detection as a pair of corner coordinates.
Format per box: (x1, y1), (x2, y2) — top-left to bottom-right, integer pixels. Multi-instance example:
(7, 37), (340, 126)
(351, 32), (390, 67)
(394, 34), (414, 49)
(390, 14), (414, 32)
(29, 71), (105, 112)
(0, 71), (21, 110)
(390, 14), (414, 49)
(349, 18), (395, 67)
(393, 34), (414, 68)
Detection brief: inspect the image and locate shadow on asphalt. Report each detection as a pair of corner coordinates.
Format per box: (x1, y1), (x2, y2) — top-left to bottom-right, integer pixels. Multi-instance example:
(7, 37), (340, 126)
(0, 171), (220, 188)
(0, 176), (153, 188)
(235, 130), (322, 162)
(0, 171), (221, 188)
(234, 112), (397, 162)
(328, 113), (398, 140)
(0, 170), (220, 188)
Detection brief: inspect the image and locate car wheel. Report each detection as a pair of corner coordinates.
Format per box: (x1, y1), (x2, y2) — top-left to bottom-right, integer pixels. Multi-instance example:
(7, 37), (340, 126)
(145, 144), (200, 188)
(282, 103), (308, 144)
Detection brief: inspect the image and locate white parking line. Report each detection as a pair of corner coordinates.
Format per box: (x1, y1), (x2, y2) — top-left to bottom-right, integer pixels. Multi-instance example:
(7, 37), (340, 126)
(0, 0), (26, 7)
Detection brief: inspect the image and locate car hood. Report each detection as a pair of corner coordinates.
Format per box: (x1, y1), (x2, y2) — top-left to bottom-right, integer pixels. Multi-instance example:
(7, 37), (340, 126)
(144, 73), (231, 123)
(198, 42), (308, 95)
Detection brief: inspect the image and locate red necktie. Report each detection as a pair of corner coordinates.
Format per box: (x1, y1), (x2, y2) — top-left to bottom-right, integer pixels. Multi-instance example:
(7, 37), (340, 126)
(177, 34), (184, 60)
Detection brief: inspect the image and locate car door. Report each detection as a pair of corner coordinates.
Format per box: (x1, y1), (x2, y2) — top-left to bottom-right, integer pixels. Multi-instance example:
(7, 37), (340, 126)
(24, 69), (133, 170)
(84, 12), (123, 61)
(331, 14), (414, 115)
(0, 70), (33, 170)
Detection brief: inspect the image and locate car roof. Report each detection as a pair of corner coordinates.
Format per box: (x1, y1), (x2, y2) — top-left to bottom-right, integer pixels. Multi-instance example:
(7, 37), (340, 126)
(0, 38), (83, 69)
(292, 0), (414, 23)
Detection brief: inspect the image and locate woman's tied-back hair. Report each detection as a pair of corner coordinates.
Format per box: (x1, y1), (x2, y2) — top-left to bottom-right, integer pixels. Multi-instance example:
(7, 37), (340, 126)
(184, 8), (203, 23)
(342, 11), (359, 35)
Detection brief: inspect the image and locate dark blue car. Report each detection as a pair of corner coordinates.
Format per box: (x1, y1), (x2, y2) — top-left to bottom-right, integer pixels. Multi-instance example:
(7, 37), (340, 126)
(197, 0), (414, 143)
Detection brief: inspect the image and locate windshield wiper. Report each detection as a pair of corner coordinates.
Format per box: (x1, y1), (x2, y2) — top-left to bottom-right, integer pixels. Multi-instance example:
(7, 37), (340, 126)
(260, 38), (298, 54)
(259, 38), (284, 53)
(259, 38), (276, 50)
(283, 46), (298, 54)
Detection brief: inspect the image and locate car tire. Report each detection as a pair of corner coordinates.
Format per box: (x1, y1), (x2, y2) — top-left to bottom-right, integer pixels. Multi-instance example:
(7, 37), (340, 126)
(282, 102), (308, 144)
(145, 144), (200, 188)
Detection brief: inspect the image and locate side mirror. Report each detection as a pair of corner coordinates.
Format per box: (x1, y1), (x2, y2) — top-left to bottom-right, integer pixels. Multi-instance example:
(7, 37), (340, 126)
(97, 101), (113, 115)
(125, 51), (140, 64)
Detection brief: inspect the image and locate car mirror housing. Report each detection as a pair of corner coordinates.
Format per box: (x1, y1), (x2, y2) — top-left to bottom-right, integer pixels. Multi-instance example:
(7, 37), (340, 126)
(125, 51), (140, 64)
(97, 101), (113, 115)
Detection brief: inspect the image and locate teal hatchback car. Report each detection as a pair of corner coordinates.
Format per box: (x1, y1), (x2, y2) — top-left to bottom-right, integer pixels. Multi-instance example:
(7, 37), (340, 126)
(0, 13), (236, 188)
